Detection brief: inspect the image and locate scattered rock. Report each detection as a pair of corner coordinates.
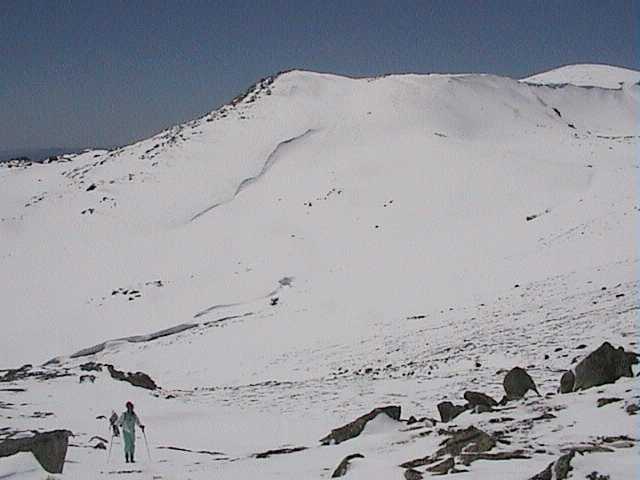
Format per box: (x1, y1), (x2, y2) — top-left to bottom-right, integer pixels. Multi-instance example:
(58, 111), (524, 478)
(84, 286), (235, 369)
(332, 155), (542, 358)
(320, 406), (401, 445)
(0, 429), (72, 473)
(597, 397), (623, 408)
(559, 370), (575, 393)
(406, 416), (418, 425)
(503, 367), (540, 400)
(437, 401), (467, 423)
(331, 453), (364, 477)
(573, 342), (637, 391)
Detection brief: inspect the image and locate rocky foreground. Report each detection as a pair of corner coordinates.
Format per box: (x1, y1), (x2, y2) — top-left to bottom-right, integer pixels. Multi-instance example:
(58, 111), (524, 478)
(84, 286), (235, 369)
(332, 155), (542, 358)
(1, 336), (638, 479)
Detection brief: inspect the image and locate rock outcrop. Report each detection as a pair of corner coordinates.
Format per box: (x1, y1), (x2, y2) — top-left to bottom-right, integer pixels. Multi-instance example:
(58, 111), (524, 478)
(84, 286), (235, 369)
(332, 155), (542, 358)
(0, 430), (71, 473)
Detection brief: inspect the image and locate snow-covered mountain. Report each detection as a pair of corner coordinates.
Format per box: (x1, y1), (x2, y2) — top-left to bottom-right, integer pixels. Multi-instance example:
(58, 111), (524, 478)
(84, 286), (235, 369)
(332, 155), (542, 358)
(1, 64), (638, 479)
(523, 63), (640, 88)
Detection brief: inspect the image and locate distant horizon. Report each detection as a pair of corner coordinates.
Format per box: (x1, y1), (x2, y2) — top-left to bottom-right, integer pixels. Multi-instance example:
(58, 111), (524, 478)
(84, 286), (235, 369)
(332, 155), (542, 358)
(2, 0), (637, 150)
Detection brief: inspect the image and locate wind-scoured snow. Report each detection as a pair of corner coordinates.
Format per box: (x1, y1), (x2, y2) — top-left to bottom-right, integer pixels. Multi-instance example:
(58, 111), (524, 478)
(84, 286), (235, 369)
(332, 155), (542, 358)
(1, 64), (638, 479)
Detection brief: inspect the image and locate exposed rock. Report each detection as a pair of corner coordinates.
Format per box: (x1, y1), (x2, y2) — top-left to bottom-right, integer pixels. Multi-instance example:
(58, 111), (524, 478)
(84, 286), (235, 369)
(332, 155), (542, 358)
(573, 342), (636, 391)
(407, 415), (418, 425)
(106, 364), (158, 390)
(559, 370), (575, 393)
(320, 406), (400, 445)
(426, 456), (454, 474)
(436, 426), (496, 457)
(597, 397), (623, 408)
(0, 364), (32, 382)
(503, 367), (540, 400)
(404, 468), (423, 480)
(400, 454), (436, 469)
(459, 450), (530, 466)
(254, 446), (307, 458)
(464, 391), (498, 409)
(437, 401), (467, 423)
(331, 453), (364, 477)
(0, 429), (72, 473)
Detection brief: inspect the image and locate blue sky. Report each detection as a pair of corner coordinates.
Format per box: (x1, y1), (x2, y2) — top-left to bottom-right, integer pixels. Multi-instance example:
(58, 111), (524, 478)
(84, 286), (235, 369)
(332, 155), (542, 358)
(1, 0), (638, 150)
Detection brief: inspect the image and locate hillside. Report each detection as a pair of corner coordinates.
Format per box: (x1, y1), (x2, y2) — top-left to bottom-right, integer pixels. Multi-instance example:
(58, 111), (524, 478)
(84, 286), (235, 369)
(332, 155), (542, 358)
(1, 64), (638, 479)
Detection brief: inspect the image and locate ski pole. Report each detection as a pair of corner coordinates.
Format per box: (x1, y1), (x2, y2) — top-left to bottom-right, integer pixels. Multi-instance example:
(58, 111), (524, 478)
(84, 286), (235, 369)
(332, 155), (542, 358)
(142, 428), (152, 462)
(106, 430), (114, 464)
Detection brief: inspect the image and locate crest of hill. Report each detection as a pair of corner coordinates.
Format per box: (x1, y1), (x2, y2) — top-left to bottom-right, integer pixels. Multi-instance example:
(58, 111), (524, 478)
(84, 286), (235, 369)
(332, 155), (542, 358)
(522, 63), (640, 89)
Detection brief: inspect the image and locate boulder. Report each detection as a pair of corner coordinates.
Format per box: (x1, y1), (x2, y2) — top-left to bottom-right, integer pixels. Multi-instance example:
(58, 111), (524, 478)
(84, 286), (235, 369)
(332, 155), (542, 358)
(0, 430), (71, 473)
(437, 401), (467, 423)
(573, 342), (636, 391)
(503, 367), (540, 400)
(320, 406), (400, 445)
(559, 371), (575, 393)
(463, 391), (498, 409)
(331, 453), (364, 477)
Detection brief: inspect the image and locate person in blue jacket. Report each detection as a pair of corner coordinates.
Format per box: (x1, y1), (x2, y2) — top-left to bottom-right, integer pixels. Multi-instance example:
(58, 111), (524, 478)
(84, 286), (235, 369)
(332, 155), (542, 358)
(117, 401), (145, 463)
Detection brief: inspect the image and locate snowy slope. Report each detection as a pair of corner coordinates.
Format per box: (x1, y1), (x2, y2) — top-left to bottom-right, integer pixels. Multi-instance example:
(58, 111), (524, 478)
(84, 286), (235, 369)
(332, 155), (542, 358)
(523, 63), (640, 88)
(1, 64), (639, 479)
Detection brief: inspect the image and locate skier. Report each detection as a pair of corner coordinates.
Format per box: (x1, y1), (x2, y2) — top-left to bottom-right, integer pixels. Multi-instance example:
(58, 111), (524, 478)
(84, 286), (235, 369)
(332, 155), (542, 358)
(117, 401), (145, 463)
(109, 411), (120, 437)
